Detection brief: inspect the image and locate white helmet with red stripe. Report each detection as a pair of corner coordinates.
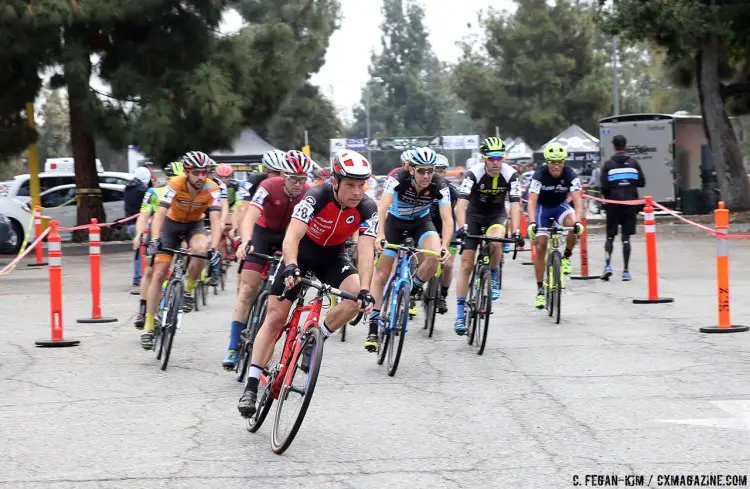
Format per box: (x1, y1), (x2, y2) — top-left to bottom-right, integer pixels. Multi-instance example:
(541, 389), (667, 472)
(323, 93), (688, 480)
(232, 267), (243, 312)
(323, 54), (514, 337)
(181, 150), (215, 170)
(282, 150), (313, 175)
(331, 150), (371, 181)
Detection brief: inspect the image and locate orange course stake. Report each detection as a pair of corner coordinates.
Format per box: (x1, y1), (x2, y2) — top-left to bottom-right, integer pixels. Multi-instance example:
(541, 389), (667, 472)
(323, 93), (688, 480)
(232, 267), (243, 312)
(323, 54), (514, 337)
(700, 202), (748, 333)
(35, 221), (80, 347)
(27, 204), (48, 267)
(633, 196), (674, 304)
(77, 219), (118, 324)
(571, 213), (598, 281)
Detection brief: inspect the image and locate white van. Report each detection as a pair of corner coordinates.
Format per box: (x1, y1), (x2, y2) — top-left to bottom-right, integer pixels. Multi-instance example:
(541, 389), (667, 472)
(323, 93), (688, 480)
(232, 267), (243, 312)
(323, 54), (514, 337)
(45, 157), (105, 173)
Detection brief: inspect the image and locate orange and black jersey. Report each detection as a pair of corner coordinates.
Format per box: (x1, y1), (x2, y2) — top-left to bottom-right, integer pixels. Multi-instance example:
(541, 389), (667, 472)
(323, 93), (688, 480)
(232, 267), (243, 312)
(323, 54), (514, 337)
(160, 175), (221, 223)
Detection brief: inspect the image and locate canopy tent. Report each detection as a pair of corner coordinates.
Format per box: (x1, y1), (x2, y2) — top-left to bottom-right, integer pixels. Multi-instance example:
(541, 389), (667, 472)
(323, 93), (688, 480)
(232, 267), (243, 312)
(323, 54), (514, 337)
(505, 137), (534, 161)
(210, 129), (279, 169)
(504, 137), (515, 150)
(533, 124), (600, 169)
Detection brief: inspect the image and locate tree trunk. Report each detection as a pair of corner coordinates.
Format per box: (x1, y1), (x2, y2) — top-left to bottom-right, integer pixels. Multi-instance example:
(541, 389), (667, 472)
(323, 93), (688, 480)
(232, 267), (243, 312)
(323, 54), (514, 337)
(698, 34), (750, 211)
(63, 31), (106, 241)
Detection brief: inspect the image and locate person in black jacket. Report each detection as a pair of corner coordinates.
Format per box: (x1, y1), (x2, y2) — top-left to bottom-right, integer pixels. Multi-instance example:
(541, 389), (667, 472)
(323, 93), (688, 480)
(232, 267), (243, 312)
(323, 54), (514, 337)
(599, 134), (646, 281)
(124, 167), (152, 292)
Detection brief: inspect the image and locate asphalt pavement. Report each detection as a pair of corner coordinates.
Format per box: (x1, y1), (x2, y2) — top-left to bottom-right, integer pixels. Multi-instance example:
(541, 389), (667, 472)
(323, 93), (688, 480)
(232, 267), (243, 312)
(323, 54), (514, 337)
(2, 233), (750, 488)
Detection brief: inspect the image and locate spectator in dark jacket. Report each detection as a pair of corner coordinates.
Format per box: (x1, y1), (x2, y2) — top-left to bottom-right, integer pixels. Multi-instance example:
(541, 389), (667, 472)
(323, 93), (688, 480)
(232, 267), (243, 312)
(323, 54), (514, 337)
(599, 134), (646, 282)
(124, 167), (152, 291)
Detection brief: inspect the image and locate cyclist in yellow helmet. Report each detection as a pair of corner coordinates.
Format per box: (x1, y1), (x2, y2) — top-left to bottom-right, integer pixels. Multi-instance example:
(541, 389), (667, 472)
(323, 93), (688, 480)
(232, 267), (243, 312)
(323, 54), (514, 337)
(526, 143), (585, 309)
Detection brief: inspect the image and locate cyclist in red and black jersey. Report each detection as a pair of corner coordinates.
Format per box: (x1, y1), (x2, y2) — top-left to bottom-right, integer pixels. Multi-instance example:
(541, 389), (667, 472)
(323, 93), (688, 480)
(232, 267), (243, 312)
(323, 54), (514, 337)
(231, 150), (285, 237)
(238, 150), (378, 417)
(221, 151), (312, 370)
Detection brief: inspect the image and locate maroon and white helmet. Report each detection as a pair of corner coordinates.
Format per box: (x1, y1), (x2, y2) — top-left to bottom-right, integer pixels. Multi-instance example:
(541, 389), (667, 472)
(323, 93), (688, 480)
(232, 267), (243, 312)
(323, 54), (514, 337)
(282, 150), (313, 175)
(261, 150), (287, 173)
(331, 150), (371, 181)
(181, 151), (215, 170)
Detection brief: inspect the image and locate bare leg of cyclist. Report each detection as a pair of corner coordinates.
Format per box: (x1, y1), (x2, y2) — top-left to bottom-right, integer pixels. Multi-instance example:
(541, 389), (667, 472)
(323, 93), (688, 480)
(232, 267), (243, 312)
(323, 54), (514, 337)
(238, 298), (293, 416)
(141, 257), (170, 348)
(486, 224), (505, 299)
(454, 248), (475, 334)
(561, 213), (578, 275)
(223, 268), (263, 369)
(134, 265), (154, 329)
(534, 236), (548, 308)
(366, 254), (395, 351)
(438, 253), (454, 314)
(321, 273), (361, 332)
(183, 234), (208, 311)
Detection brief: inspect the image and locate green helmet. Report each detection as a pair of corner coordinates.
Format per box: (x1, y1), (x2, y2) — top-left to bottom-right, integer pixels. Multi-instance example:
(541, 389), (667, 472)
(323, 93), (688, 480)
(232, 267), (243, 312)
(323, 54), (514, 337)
(543, 143), (568, 162)
(479, 137), (506, 155)
(165, 161), (184, 178)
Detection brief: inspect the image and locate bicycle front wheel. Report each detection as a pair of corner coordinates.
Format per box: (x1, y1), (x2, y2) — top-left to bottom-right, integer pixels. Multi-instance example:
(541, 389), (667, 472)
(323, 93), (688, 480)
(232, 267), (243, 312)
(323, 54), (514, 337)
(271, 326), (325, 454)
(387, 286), (410, 377)
(161, 280), (183, 371)
(475, 268), (492, 355)
(553, 252), (562, 324)
(423, 276), (439, 337)
(377, 280), (395, 365)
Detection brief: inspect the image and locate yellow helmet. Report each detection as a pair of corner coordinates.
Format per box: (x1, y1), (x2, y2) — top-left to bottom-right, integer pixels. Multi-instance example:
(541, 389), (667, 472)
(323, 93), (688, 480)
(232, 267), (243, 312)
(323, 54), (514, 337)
(543, 143), (567, 162)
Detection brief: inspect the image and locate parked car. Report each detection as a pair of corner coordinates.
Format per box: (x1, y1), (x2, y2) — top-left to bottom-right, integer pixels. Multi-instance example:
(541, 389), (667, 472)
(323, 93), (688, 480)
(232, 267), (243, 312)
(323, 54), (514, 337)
(0, 183), (126, 252)
(0, 214), (15, 254)
(4, 171), (133, 205)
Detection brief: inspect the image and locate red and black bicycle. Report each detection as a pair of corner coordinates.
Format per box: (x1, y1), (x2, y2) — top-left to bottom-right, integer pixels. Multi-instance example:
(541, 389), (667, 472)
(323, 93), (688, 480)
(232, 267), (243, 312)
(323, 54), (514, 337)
(245, 274), (363, 454)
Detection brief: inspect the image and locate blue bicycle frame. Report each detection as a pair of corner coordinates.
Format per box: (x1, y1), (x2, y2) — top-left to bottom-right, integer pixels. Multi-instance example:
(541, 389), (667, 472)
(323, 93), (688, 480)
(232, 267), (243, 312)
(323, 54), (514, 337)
(383, 248), (415, 334)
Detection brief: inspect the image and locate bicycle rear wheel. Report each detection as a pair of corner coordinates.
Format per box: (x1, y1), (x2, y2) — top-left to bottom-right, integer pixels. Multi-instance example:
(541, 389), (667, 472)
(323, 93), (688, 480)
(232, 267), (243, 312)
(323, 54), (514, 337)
(552, 253), (562, 324)
(387, 286), (410, 377)
(340, 324), (346, 342)
(220, 267), (226, 291)
(161, 280), (183, 371)
(423, 276), (439, 337)
(475, 268), (492, 355)
(201, 278), (208, 306)
(271, 326), (325, 454)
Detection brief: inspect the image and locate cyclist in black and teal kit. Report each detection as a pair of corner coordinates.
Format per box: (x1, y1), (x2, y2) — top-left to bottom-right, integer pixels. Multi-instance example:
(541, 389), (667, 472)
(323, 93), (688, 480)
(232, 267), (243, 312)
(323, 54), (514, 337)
(526, 143), (585, 309)
(365, 147), (453, 351)
(453, 137), (523, 334)
(430, 153), (459, 314)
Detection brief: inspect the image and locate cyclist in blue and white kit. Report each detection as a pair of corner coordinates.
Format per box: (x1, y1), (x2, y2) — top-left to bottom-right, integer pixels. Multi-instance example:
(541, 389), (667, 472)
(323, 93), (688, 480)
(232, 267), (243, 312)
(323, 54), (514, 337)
(526, 143), (585, 309)
(365, 147), (453, 352)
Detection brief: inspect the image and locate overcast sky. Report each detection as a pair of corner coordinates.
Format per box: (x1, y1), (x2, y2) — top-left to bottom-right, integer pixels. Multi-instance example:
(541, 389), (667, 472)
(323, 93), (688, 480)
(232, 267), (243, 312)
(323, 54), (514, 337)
(222, 0), (516, 120)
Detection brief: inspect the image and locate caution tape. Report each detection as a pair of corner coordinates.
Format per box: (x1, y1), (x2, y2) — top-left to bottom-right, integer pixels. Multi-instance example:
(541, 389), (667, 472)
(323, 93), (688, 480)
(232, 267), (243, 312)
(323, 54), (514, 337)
(0, 227), (51, 277)
(57, 212), (139, 231)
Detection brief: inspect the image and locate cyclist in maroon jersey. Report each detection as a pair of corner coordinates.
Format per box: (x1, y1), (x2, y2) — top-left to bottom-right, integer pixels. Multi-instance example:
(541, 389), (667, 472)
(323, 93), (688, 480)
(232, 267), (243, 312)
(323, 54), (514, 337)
(238, 149), (378, 417)
(221, 151), (312, 370)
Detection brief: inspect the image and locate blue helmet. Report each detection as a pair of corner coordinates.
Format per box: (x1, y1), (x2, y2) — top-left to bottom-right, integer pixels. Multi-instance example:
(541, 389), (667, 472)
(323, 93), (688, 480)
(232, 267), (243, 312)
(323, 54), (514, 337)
(409, 147), (437, 167)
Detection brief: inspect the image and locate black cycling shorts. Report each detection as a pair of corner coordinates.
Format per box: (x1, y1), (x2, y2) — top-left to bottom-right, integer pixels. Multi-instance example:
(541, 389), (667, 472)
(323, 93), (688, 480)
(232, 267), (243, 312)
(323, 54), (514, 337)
(383, 215), (438, 257)
(242, 225), (284, 273)
(157, 218), (206, 256)
(605, 203), (638, 236)
(462, 211), (507, 252)
(270, 237), (358, 301)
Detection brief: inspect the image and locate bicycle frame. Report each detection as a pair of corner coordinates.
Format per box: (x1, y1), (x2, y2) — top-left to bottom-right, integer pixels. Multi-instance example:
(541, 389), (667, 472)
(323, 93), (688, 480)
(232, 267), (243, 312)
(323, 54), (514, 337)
(537, 223), (573, 290)
(385, 249), (415, 333)
(260, 294), (322, 400)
